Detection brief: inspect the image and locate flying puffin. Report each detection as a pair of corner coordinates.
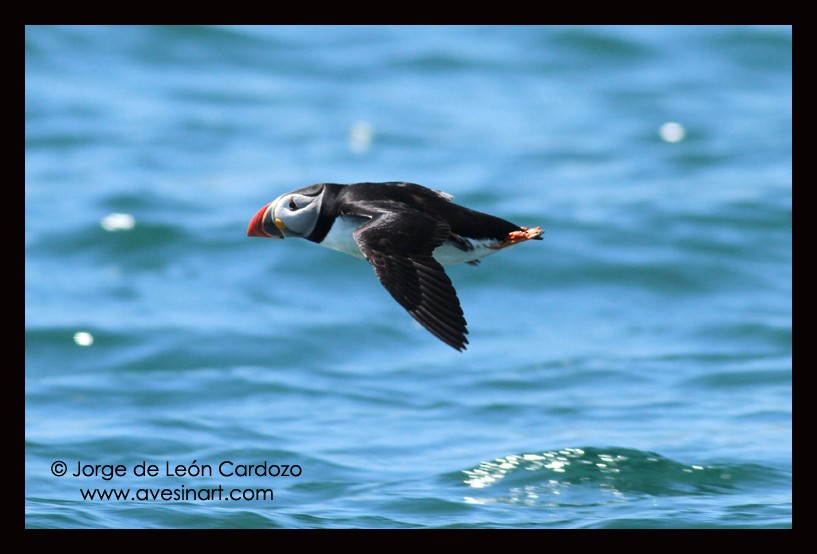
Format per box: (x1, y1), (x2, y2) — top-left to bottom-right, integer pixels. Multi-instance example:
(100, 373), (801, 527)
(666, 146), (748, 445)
(247, 182), (542, 351)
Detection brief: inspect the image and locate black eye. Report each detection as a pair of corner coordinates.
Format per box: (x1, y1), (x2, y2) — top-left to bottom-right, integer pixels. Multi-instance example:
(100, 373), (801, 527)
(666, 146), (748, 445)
(289, 198), (298, 211)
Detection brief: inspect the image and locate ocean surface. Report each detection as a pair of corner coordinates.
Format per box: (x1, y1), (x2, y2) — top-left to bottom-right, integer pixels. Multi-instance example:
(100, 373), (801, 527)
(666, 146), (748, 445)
(25, 25), (792, 528)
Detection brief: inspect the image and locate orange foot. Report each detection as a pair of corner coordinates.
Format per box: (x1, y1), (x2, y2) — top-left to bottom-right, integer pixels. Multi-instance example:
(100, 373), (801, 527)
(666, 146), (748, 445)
(504, 226), (543, 245)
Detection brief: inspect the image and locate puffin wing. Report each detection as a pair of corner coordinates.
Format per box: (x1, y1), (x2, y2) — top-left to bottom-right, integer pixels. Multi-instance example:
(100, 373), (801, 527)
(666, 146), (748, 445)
(345, 201), (469, 351)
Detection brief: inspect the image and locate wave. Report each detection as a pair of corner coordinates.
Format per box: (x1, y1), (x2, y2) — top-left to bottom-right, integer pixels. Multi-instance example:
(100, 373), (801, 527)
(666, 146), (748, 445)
(459, 446), (788, 507)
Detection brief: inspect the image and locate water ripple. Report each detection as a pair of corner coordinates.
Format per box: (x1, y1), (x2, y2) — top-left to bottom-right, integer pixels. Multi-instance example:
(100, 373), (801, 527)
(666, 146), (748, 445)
(460, 447), (788, 507)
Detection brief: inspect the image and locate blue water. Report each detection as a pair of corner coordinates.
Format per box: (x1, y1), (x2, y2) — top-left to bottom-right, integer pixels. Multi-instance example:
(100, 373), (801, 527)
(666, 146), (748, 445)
(25, 25), (792, 528)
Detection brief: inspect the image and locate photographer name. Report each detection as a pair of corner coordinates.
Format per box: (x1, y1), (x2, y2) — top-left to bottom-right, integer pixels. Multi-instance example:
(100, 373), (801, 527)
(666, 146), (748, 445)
(66, 460), (302, 481)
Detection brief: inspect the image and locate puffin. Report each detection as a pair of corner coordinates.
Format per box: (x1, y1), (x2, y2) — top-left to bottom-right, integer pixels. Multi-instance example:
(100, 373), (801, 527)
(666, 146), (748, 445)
(247, 182), (542, 351)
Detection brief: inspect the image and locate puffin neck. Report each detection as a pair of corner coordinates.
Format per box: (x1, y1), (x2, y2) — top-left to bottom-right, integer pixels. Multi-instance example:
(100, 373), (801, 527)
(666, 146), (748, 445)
(305, 185), (339, 243)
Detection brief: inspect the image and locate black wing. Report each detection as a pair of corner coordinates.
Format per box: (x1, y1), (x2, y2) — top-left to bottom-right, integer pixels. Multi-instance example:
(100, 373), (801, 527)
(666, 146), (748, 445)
(347, 201), (469, 351)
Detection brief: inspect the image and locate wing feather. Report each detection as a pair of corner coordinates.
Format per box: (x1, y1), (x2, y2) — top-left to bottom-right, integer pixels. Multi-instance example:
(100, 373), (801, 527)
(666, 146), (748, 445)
(348, 202), (469, 351)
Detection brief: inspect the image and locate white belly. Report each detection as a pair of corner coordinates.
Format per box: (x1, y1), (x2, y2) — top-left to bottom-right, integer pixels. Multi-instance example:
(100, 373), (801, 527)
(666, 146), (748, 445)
(320, 216), (498, 266)
(319, 215), (368, 259)
(432, 239), (499, 266)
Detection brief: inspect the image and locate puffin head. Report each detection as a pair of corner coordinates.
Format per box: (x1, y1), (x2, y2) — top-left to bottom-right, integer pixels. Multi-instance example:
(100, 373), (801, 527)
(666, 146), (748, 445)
(247, 185), (325, 239)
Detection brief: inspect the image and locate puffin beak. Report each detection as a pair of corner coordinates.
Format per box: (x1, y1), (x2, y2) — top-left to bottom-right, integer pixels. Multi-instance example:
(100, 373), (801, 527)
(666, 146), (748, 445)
(247, 203), (283, 239)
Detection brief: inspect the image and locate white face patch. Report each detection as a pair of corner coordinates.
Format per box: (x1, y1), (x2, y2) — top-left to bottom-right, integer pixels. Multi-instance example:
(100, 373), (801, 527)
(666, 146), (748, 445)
(271, 192), (324, 238)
